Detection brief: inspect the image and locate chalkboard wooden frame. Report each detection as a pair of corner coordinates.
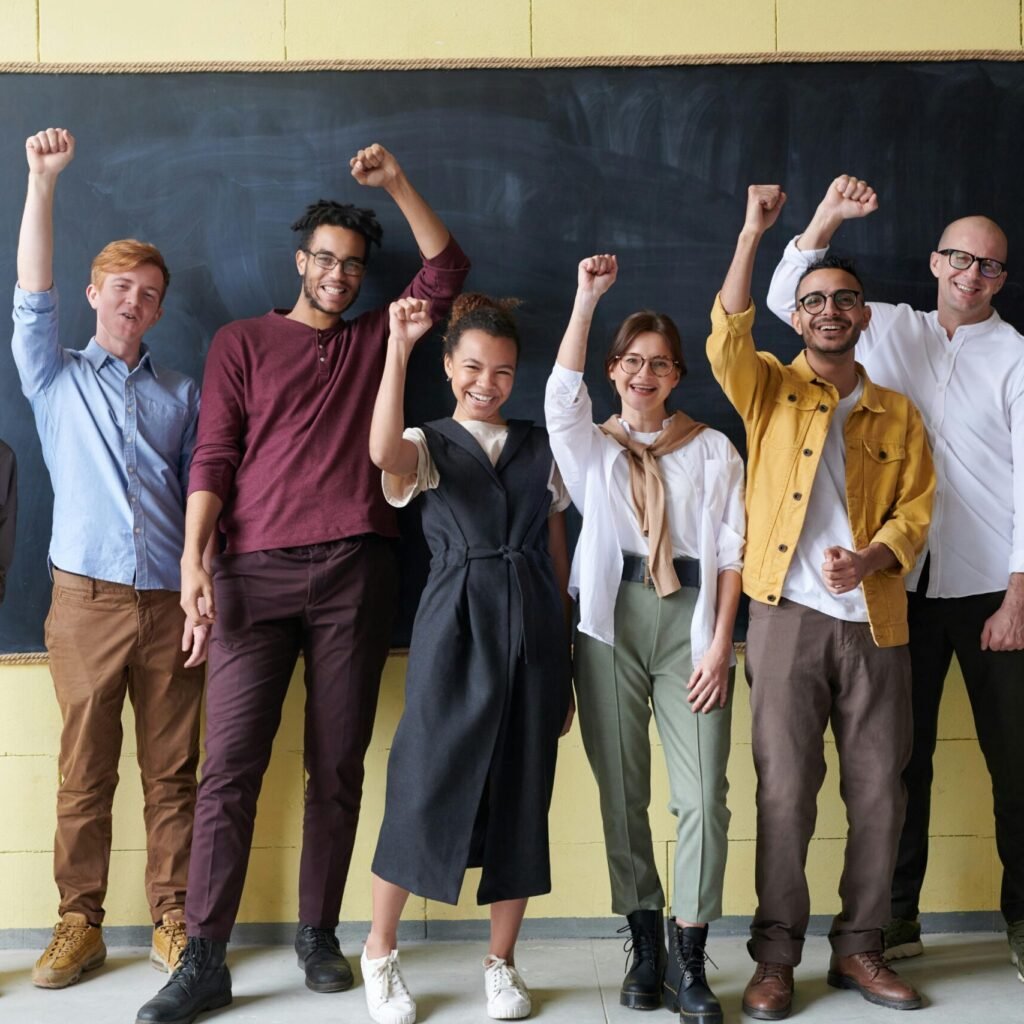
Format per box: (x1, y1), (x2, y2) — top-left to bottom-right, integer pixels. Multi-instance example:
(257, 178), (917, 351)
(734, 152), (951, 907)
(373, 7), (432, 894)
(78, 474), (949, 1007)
(1, 56), (1021, 656)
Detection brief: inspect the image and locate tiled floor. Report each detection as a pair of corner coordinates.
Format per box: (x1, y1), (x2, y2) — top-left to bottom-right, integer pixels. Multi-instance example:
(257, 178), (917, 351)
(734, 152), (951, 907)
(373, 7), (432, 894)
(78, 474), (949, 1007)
(0, 931), (1019, 1023)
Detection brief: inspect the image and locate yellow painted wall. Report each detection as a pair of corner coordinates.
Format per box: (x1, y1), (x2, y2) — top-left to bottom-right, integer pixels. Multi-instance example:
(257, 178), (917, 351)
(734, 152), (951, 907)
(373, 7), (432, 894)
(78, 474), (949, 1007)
(0, 0), (1015, 930)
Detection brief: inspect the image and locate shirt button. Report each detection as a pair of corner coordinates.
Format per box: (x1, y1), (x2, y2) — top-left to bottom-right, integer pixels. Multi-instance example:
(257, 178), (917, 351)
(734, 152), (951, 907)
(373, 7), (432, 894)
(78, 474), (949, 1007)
(819, 404), (828, 412)
(793, 492), (802, 500)
(879, 450), (888, 459)
(134, 527), (141, 534)
(767, 594), (777, 602)
(778, 544), (788, 552)
(320, 357), (325, 363)
(787, 394), (796, 402)
(803, 448), (813, 456)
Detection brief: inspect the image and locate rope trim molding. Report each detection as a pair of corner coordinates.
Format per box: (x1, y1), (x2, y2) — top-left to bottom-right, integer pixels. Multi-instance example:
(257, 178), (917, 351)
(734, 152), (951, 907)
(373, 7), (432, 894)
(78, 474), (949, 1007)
(0, 51), (1021, 73)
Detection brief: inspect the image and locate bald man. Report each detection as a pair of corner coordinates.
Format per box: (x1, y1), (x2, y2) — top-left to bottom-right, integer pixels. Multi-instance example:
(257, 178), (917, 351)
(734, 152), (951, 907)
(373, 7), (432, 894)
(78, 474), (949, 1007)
(767, 175), (1024, 982)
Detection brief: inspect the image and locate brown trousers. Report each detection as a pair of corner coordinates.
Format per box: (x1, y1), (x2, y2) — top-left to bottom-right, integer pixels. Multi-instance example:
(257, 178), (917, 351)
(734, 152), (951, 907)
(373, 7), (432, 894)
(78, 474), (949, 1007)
(45, 569), (204, 926)
(745, 598), (912, 965)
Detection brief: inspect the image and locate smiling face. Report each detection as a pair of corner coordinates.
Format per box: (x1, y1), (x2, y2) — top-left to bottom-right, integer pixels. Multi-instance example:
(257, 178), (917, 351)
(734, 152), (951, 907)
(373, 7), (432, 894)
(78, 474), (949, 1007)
(931, 216), (1007, 330)
(607, 330), (681, 428)
(293, 225), (367, 326)
(85, 263), (165, 357)
(790, 268), (871, 359)
(444, 329), (517, 424)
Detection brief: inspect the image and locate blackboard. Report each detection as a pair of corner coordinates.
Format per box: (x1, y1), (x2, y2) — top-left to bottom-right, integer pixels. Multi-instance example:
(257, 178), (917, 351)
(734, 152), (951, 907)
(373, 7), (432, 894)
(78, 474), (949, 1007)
(1, 61), (1022, 652)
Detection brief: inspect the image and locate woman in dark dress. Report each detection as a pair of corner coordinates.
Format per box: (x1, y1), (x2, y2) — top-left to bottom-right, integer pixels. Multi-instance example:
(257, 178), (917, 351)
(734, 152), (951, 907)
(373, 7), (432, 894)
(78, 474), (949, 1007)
(362, 293), (573, 1024)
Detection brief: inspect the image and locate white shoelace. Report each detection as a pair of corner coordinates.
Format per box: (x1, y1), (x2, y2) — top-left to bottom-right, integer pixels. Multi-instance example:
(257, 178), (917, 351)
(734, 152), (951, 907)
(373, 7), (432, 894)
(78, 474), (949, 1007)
(484, 956), (527, 1000)
(370, 951), (411, 1002)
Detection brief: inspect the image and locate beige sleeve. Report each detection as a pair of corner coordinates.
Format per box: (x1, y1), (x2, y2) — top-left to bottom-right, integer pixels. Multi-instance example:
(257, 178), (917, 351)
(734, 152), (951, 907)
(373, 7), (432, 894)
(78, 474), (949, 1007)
(381, 428), (440, 508)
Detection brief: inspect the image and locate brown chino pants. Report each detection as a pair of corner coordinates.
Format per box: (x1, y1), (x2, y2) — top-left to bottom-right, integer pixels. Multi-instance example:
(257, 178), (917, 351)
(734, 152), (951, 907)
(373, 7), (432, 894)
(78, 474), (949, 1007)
(185, 536), (397, 941)
(45, 569), (204, 926)
(744, 598), (912, 965)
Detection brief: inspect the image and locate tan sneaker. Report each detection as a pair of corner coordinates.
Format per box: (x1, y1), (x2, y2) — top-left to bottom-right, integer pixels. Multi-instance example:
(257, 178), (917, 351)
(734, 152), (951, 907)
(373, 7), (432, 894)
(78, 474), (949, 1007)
(32, 911), (106, 988)
(151, 909), (188, 972)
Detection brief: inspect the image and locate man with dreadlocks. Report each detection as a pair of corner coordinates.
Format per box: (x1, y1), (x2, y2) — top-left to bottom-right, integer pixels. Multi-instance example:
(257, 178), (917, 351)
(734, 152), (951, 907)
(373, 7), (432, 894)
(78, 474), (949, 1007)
(136, 143), (470, 1024)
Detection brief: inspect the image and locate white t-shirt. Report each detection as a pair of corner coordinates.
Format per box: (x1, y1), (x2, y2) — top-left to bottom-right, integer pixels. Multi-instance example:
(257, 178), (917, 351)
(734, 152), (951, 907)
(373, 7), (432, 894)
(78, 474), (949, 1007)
(782, 378), (869, 621)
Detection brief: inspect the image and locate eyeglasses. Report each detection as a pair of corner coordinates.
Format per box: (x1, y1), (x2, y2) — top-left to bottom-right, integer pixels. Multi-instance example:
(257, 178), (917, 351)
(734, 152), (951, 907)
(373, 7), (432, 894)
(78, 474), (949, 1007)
(614, 354), (679, 377)
(796, 289), (862, 314)
(302, 250), (367, 277)
(937, 248), (1007, 279)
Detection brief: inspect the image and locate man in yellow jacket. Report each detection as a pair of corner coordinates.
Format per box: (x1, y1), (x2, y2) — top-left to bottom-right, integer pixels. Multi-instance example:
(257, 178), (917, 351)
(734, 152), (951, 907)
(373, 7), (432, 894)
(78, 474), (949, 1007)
(707, 185), (935, 1020)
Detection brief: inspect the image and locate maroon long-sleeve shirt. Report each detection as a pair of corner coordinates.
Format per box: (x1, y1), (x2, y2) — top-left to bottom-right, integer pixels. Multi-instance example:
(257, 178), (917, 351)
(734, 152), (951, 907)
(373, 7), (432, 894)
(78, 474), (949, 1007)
(189, 235), (470, 553)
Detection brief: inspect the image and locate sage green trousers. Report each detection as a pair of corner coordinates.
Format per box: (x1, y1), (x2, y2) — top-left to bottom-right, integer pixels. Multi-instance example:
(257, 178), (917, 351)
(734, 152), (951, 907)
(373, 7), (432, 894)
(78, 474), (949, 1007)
(574, 581), (733, 923)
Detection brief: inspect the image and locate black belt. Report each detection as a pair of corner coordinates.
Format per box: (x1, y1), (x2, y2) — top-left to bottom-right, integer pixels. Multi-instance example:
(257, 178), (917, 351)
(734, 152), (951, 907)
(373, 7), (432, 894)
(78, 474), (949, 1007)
(621, 554), (700, 590)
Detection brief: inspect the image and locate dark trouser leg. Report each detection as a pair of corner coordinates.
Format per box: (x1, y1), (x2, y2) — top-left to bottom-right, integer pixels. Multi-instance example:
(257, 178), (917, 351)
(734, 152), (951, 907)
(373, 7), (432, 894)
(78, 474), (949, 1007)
(185, 552), (303, 940)
(746, 600), (834, 967)
(129, 588), (204, 922)
(948, 591), (1024, 924)
(891, 588), (953, 921)
(298, 538), (397, 929)
(828, 624), (912, 956)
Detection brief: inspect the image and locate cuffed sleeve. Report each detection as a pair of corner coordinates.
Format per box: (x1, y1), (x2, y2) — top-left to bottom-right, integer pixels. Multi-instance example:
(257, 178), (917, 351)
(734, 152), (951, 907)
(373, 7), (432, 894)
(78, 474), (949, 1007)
(382, 428), (438, 507)
(544, 363), (597, 513)
(11, 285), (67, 399)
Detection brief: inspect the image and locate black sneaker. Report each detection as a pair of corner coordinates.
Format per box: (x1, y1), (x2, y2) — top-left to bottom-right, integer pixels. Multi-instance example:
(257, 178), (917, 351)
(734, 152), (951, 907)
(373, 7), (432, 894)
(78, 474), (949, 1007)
(135, 936), (232, 1024)
(663, 921), (722, 1024)
(295, 923), (354, 993)
(618, 910), (667, 1010)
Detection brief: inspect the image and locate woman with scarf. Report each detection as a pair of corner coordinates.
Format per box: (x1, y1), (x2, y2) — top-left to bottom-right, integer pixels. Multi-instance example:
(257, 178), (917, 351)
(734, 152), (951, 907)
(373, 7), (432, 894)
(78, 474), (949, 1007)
(544, 255), (744, 1024)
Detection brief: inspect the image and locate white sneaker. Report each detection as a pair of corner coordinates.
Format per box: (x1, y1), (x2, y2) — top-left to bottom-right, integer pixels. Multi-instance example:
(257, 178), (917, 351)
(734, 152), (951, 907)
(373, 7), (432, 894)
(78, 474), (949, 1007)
(361, 948), (416, 1024)
(483, 955), (532, 1020)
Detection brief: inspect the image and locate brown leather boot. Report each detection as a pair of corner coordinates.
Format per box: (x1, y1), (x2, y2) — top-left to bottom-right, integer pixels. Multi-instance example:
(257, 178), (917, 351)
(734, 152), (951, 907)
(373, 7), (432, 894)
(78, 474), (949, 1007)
(827, 950), (922, 1010)
(742, 962), (793, 1020)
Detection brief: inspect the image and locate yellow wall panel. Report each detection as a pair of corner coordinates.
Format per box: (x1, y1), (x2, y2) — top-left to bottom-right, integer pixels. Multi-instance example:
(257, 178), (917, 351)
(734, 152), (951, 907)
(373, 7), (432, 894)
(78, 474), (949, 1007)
(532, 0), (776, 58)
(285, 0), (531, 61)
(1, 852), (63, 928)
(919, 835), (997, 911)
(0, 667), (61, 755)
(778, 0), (1022, 53)
(0, 0), (37, 62)
(38, 0), (285, 63)
(0, 754), (57, 851)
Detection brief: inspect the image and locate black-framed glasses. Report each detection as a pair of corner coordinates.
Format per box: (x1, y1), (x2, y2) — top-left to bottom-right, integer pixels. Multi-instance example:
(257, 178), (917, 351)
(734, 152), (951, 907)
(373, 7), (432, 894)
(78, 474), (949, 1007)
(302, 249), (367, 277)
(614, 354), (679, 377)
(796, 289), (862, 314)
(937, 248), (1007, 279)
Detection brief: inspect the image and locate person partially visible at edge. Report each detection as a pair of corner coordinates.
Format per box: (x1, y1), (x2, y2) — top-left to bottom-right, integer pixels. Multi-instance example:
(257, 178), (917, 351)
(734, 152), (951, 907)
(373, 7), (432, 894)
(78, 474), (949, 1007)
(361, 293), (574, 1024)
(12, 128), (207, 991)
(135, 143), (470, 1024)
(767, 175), (1024, 980)
(0, 439), (15, 604)
(710, 185), (934, 1020)
(545, 254), (745, 1024)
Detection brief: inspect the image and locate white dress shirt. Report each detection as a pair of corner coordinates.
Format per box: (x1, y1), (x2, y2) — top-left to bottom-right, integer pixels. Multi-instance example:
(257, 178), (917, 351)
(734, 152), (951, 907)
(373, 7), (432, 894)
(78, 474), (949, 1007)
(544, 363), (745, 664)
(769, 237), (1024, 598)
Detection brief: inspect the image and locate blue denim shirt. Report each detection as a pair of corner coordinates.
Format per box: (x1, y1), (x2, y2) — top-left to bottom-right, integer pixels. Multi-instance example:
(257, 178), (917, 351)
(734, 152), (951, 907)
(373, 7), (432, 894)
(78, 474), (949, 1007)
(11, 285), (199, 590)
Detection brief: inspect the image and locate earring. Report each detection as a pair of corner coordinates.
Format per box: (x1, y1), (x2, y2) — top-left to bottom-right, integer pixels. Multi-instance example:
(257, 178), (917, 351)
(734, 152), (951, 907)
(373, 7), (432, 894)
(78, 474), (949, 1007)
(445, 375), (452, 382)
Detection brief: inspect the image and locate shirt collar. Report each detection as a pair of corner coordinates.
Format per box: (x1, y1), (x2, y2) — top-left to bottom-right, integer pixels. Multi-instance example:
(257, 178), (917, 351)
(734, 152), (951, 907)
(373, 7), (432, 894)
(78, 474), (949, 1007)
(790, 351), (887, 414)
(82, 338), (158, 377)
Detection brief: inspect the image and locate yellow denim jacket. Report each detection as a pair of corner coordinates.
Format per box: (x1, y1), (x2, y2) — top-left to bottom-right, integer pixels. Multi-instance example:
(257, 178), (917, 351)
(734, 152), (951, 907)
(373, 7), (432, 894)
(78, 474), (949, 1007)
(707, 296), (935, 647)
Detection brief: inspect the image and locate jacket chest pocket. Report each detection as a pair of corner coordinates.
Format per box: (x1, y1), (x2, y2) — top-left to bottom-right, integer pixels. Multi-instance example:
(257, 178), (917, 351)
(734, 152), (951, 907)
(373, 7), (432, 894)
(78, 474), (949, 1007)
(760, 388), (826, 449)
(859, 440), (906, 509)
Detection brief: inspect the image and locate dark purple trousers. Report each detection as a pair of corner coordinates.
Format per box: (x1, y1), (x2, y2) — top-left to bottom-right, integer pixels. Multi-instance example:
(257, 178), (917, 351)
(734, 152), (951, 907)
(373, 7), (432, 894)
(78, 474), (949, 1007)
(185, 536), (397, 940)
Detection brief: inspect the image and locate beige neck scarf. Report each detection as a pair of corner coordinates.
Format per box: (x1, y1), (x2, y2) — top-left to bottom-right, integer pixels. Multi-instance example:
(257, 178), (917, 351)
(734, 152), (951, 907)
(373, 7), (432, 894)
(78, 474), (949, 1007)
(599, 411), (707, 596)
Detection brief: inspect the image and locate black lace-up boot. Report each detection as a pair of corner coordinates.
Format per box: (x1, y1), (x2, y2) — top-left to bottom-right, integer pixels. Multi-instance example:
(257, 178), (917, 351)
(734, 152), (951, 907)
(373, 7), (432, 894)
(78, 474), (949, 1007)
(618, 910), (667, 1009)
(295, 923), (353, 992)
(663, 921), (722, 1023)
(135, 936), (232, 1024)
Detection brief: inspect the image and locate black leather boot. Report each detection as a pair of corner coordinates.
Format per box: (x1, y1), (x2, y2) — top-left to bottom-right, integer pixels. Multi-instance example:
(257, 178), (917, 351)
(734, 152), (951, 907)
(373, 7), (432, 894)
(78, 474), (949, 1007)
(135, 936), (232, 1024)
(619, 910), (667, 1010)
(295, 923), (353, 992)
(663, 921), (722, 1023)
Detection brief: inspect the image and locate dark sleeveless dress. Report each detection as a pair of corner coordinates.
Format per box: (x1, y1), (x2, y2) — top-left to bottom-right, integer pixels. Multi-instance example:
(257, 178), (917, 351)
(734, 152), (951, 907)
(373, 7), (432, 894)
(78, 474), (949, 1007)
(371, 418), (572, 904)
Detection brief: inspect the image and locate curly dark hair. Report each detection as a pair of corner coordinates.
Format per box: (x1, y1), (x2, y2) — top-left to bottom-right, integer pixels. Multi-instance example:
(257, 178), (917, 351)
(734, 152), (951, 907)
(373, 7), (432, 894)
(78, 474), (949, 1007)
(442, 293), (522, 356)
(291, 199), (383, 263)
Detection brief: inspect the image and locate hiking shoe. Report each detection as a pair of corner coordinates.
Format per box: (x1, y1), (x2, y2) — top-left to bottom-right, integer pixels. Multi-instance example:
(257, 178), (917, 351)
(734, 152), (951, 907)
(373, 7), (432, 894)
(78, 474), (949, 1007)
(33, 912), (106, 989)
(151, 910), (188, 972)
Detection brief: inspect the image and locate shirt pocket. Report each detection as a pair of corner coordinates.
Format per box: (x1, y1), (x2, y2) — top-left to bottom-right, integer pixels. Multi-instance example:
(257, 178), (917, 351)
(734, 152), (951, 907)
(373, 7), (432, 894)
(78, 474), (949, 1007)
(861, 440), (906, 510)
